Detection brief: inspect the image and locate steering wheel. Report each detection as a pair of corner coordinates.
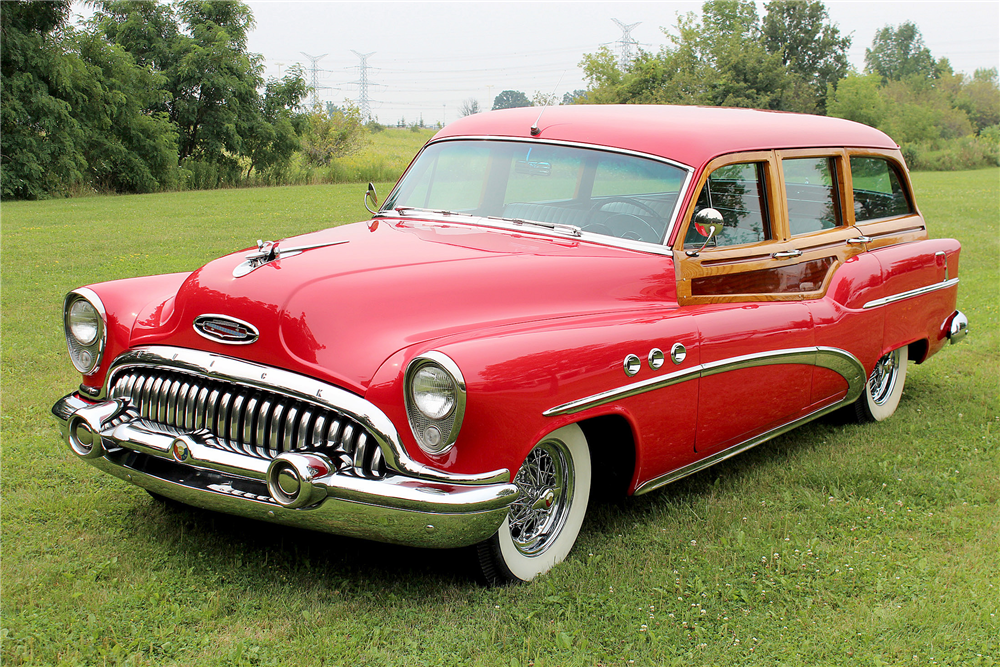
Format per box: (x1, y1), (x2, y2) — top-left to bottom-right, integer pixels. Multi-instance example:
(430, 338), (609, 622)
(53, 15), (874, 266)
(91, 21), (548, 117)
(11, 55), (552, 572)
(588, 197), (663, 242)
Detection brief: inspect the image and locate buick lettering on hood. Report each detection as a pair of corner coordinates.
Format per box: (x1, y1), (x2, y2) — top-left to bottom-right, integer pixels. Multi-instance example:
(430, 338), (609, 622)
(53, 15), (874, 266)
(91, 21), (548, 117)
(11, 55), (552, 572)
(53, 105), (967, 583)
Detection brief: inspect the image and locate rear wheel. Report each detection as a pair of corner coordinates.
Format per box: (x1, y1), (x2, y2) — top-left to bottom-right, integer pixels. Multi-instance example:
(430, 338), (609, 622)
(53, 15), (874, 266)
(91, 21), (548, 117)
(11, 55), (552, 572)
(477, 424), (591, 584)
(853, 346), (908, 422)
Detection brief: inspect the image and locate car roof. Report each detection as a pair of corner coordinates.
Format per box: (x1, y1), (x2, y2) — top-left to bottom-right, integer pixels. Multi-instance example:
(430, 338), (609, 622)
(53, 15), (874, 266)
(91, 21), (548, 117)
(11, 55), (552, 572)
(432, 105), (899, 168)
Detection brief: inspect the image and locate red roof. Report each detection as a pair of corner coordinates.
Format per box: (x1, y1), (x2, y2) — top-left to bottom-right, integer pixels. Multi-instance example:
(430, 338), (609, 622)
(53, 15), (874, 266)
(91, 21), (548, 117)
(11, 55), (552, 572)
(433, 105), (898, 168)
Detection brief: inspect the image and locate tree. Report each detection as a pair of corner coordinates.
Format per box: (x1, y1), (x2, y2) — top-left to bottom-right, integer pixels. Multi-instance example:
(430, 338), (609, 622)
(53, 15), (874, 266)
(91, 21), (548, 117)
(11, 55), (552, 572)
(531, 91), (558, 107)
(826, 74), (886, 128)
(244, 65), (309, 178)
(492, 90), (531, 110)
(1, 1), (87, 198)
(956, 68), (1000, 133)
(865, 21), (936, 82)
(762, 0), (850, 113)
(459, 97), (481, 116)
(562, 89), (587, 105)
(300, 104), (368, 166)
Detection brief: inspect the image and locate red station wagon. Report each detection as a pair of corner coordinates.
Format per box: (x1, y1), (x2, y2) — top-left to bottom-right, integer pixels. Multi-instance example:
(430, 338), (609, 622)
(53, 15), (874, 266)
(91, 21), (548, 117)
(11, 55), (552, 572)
(54, 105), (968, 583)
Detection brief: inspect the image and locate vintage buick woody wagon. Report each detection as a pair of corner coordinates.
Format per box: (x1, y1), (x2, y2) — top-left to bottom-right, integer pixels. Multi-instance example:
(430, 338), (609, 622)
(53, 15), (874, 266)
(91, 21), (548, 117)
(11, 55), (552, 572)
(53, 105), (968, 583)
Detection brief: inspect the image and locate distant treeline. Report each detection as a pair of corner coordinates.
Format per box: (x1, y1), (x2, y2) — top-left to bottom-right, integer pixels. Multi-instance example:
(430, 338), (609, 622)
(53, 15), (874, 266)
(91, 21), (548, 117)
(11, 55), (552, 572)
(576, 1), (999, 171)
(2, 0), (997, 201)
(1, 0), (369, 200)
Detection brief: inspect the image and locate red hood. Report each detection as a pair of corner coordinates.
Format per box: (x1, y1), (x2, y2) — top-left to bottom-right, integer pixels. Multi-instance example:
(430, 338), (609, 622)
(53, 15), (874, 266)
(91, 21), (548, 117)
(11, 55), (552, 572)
(131, 218), (678, 394)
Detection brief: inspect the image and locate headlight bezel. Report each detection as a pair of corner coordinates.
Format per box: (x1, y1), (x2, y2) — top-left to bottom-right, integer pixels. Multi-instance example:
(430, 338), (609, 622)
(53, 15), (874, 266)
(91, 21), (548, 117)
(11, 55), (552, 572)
(404, 351), (466, 456)
(63, 288), (107, 375)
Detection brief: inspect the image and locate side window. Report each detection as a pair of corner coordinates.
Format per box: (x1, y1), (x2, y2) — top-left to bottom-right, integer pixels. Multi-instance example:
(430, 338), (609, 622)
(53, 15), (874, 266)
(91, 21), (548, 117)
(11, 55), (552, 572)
(684, 162), (770, 248)
(783, 157), (841, 236)
(850, 156), (913, 221)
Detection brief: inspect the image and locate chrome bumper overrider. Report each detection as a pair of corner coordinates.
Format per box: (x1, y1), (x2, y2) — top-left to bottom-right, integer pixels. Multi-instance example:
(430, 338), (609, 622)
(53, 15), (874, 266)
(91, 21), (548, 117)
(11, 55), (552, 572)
(946, 310), (968, 345)
(53, 391), (518, 548)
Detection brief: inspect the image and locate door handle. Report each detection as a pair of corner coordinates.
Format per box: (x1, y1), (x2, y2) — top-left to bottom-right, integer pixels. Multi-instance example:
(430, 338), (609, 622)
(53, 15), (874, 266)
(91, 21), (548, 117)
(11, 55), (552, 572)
(771, 249), (802, 259)
(846, 236), (872, 245)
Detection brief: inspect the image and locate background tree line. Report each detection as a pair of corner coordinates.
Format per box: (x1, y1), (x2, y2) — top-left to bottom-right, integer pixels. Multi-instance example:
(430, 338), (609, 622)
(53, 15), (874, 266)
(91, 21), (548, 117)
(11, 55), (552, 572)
(1, 0), (369, 200)
(3, 0), (997, 200)
(575, 0), (998, 170)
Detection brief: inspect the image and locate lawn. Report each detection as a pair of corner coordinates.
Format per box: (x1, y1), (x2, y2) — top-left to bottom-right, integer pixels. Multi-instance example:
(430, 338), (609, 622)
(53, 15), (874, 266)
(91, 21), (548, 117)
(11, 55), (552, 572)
(1, 169), (997, 666)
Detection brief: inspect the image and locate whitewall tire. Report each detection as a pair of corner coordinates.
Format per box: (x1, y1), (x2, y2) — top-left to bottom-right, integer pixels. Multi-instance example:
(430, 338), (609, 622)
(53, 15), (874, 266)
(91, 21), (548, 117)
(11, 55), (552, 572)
(854, 346), (908, 422)
(477, 424), (591, 584)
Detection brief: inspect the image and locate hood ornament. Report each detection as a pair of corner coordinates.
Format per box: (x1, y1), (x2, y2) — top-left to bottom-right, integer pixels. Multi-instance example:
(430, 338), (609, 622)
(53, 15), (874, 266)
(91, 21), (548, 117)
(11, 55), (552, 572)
(193, 315), (259, 345)
(233, 238), (349, 278)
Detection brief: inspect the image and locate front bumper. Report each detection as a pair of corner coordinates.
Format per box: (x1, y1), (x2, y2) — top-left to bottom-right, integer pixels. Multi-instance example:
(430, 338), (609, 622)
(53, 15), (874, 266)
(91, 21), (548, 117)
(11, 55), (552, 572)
(53, 393), (518, 548)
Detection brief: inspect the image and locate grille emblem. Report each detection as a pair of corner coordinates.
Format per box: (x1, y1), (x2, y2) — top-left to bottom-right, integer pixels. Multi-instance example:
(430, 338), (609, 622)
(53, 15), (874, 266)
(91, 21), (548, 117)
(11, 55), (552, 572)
(193, 315), (259, 345)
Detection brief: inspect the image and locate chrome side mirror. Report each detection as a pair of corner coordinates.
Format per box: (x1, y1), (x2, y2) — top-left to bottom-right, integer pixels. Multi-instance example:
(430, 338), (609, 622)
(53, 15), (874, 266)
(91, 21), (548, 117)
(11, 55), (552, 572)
(364, 182), (379, 215)
(685, 208), (723, 257)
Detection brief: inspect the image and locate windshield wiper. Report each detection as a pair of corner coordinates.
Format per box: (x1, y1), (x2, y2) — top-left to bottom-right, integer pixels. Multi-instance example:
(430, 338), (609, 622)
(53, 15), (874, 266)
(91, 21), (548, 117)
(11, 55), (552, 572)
(490, 216), (583, 238)
(390, 206), (465, 218)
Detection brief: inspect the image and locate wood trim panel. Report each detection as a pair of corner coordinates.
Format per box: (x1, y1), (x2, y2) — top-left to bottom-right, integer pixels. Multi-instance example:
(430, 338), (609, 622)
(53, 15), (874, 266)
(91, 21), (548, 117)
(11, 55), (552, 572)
(692, 256), (836, 296)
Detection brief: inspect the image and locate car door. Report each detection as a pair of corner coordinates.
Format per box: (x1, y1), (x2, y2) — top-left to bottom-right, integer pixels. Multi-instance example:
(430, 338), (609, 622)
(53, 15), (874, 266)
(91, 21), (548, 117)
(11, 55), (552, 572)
(672, 150), (865, 456)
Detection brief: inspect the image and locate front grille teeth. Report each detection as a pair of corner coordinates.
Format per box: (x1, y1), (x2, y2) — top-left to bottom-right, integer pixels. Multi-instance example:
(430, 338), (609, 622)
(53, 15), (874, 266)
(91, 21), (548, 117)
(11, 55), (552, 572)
(109, 368), (387, 479)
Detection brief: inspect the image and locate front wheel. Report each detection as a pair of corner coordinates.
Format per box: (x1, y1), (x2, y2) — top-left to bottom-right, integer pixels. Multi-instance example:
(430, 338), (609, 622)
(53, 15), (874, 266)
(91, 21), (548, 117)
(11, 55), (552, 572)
(853, 346), (908, 422)
(476, 424), (591, 584)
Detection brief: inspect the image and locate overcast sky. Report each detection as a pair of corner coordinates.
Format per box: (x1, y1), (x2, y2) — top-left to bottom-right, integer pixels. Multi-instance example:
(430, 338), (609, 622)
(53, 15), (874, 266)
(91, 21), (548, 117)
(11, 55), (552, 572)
(75, 1), (1000, 126)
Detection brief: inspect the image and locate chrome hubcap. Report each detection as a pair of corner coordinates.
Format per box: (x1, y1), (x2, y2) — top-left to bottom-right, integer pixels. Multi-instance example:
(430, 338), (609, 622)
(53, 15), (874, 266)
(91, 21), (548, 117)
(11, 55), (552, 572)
(868, 349), (901, 406)
(509, 440), (574, 556)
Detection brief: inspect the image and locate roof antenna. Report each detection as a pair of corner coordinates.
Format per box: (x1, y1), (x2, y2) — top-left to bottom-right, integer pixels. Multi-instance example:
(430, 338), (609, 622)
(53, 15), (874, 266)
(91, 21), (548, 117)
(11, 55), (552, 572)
(530, 71), (566, 136)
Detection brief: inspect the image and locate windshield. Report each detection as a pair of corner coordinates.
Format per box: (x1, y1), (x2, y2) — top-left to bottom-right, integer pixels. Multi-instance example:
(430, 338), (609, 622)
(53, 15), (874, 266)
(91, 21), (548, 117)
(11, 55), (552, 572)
(383, 140), (688, 245)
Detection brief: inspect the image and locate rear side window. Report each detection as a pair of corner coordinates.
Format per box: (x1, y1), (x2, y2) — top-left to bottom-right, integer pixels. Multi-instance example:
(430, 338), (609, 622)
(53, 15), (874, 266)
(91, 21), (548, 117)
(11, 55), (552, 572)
(850, 157), (913, 221)
(783, 157), (841, 236)
(684, 162), (770, 248)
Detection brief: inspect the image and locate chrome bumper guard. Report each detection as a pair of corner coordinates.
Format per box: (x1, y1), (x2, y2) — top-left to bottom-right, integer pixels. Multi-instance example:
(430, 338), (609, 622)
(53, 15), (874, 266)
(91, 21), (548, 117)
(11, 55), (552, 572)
(54, 392), (518, 548)
(946, 310), (968, 345)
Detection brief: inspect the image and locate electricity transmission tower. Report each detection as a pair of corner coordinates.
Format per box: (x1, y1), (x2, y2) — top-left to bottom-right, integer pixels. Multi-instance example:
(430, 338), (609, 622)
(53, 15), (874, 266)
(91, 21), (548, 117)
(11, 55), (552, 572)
(350, 50), (377, 122)
(612, 19), (641, 69)
(300, 52), (330, 108)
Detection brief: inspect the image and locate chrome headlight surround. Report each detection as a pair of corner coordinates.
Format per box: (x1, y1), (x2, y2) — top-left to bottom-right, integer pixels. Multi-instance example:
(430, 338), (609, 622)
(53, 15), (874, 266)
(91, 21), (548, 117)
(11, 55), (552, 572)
(63, 288), (107, 375)
(404, 351), (466, 456)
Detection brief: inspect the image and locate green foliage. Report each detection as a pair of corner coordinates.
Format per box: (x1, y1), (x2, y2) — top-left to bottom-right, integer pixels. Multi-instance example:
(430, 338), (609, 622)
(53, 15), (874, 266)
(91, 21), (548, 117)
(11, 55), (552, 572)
(762, 0), (850, 113)
(826, 74), (886, 128)
(300, 104), (369, 167)
(0, 1), (87, 199)
(2, 0), (308, 199)
(492, 89), (531, 110)
(865, 21), (937, 82)
(578, 0), (847, 113)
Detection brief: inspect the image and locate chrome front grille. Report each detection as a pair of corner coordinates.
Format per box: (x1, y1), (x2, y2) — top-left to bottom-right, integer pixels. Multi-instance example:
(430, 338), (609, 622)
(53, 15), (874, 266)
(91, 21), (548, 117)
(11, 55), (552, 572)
(109, 367), (386, 478)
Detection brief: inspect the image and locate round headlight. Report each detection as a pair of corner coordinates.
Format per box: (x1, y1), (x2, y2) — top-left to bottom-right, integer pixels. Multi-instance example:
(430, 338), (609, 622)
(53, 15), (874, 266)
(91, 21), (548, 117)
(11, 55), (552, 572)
(411, 365), (456, 420)
(68, 299), (100, 346)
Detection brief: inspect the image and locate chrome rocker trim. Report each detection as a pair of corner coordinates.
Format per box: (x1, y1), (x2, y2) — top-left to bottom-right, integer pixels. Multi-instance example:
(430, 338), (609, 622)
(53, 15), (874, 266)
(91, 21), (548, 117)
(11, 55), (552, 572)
(53, 347), (518, 549)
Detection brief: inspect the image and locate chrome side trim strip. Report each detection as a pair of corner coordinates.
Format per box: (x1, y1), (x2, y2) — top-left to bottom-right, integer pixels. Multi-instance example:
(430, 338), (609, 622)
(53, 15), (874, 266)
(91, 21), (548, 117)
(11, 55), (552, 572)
(106, 347), (509, 486)
(543, 347), (864, 418)
(862, 277), (959, 309)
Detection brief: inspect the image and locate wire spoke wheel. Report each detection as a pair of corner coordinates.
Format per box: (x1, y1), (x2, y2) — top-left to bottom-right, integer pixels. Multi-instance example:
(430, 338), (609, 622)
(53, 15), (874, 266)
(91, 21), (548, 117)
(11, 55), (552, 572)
(476, 424), (591, 584)
(868, 348), (901, 405)
(508, 441), (572, 556)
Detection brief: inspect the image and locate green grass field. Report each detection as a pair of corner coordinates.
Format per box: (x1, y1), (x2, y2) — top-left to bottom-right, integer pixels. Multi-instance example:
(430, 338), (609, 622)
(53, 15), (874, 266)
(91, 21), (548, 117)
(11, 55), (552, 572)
(1, 170), (997, 666)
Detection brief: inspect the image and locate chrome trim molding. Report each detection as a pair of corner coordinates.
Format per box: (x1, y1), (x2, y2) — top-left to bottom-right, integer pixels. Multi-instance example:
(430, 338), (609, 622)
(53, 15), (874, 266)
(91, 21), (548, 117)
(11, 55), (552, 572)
(543, 347), (864, 417)
(670, 343), (687, 365)
(623, 354), (641, 377)
(104, 346), (508, 486)
(862, 278), (959, 310)
(648, 348), (665, 370)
